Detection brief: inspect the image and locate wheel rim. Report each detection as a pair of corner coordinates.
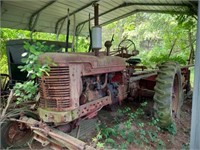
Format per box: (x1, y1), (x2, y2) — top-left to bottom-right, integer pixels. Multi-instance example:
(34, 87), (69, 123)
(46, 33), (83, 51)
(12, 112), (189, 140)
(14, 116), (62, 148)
(172, 74), (179, 118)
(118, 39), (136, 50)
(5, 121), (32, 146)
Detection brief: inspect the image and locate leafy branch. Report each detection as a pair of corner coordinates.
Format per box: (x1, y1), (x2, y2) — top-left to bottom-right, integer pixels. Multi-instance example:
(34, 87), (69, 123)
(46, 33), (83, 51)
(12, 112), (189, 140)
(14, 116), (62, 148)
(13, 41), (55, 104)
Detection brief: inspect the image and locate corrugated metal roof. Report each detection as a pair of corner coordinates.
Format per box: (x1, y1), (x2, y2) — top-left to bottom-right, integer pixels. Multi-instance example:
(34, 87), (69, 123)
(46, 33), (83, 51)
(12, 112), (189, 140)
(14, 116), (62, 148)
(1, 0), (198, 36)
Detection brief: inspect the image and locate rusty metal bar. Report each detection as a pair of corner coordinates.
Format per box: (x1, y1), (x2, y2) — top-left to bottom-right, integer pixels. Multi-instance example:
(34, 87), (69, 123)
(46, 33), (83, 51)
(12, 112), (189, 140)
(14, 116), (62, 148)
(71, 14), (76, 52)
(76, 4), (124, 33)
(66, 9), (70, 52)
(129, 73), (157, 82)
(93, 2), (100, 56)
(132, 70), (158, 76)
(32, 127), (88, 149)
(94, 3), (99, 26)
(131, 65), (193, 77)
(20, 116), (95, 150)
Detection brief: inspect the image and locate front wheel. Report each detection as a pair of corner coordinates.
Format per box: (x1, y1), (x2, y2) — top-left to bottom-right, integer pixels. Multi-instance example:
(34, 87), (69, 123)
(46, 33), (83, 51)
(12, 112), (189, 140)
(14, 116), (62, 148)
(0, 111), (38, 149)
(153, 61), (184, 128)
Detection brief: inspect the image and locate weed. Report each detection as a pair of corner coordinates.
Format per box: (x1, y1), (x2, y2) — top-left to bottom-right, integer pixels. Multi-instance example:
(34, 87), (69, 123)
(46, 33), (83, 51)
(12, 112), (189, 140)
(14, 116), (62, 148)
(181, 142), (189, 150)
(93, 102), (166, 149)
(166, 123), (177, 135)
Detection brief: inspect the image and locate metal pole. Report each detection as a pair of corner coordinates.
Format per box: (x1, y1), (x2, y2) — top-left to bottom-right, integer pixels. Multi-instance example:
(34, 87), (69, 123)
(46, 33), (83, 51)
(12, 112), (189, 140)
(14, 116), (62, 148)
(65, 9), (70, 52)
(190, 1), (200, 149)
(94, 3), (99, 26)
(71, 14), (76, 52)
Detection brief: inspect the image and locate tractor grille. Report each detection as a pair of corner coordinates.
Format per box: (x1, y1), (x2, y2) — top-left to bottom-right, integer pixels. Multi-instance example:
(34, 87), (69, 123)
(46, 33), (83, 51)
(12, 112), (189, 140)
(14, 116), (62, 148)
(39, 66), (71, 111)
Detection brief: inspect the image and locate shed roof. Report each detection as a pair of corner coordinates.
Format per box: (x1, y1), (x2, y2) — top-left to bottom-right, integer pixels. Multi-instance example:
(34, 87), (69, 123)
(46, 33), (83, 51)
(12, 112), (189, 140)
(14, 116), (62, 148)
(1, 0), (198, 36)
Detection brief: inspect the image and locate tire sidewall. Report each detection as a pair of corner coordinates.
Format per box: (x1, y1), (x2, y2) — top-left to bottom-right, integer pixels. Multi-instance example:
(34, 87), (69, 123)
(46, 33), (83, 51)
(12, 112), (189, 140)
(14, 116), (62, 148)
(154, 61), (184, 128)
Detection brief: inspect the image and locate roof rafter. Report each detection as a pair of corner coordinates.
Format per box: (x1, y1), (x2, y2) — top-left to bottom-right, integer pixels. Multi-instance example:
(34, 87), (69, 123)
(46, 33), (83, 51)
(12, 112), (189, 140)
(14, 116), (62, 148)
(100, 9), (191, 27)
(75, 2), (190, 34)
(29, 0), (56, 31)
(55, 0), (99, 34)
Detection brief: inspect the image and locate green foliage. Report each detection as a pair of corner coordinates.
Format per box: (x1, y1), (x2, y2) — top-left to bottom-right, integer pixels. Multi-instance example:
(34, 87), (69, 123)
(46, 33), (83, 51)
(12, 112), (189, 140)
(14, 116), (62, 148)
(176, 14), (197, 30)
(19, 41), (55, 79)
(93, 102), (165, 149)
(13, 41), (55, 104)
(165, 123), (177, 135)
(181, 142), (189, 150)
(103, 13), (197, 67)
(0, 28), (91, 74)
(76, 37), (89, 52)
(13, 81), (38, 104)
(141, 51), (188, 68)
(96, 142), (104, 149)
(0, 28), (58, 74)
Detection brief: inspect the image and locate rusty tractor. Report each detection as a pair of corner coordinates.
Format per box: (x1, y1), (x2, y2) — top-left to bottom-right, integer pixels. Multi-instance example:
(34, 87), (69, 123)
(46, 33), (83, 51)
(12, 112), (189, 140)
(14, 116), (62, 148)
(0, 4), (192, 150)
(0, 37), (192, 150)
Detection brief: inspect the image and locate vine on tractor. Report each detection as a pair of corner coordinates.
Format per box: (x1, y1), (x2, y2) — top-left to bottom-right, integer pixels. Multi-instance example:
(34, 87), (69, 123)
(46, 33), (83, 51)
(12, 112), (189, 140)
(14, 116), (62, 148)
(13, 41), (56, 104)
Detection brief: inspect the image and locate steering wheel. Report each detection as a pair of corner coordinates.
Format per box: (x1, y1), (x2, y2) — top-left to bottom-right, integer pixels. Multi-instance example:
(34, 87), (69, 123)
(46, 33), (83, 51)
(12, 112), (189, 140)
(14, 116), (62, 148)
(118, 39), (136, 52)
(116, 39), (137, 58)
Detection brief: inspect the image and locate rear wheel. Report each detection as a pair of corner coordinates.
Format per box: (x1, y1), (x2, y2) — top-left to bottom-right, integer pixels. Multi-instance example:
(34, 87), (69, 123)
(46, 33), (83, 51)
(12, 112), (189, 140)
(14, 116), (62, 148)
(153, 61), (183, 128)
(0, 111), (38, 149)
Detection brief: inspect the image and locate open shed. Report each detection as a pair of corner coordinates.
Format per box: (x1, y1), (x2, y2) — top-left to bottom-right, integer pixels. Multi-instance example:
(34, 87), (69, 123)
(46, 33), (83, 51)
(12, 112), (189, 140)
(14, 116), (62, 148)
(1, 0), (199, 149)
(0, 0), (198, 36)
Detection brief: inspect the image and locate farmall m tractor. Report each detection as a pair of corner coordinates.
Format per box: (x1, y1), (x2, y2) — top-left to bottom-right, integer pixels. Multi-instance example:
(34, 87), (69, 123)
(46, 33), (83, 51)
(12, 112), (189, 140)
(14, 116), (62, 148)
(0, 4), (191, 150)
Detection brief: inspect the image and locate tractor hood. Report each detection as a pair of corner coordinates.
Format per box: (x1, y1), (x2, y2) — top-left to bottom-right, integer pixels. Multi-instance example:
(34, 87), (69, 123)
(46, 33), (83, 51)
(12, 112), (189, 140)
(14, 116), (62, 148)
(39, 52), (126, 69)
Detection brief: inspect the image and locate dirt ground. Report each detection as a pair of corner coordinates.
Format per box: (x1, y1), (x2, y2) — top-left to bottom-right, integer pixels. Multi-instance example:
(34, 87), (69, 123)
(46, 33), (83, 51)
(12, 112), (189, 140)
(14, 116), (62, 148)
(87, 98), (192, 150)
(28, 97), (192, 150)
(161, 99), (192, 150)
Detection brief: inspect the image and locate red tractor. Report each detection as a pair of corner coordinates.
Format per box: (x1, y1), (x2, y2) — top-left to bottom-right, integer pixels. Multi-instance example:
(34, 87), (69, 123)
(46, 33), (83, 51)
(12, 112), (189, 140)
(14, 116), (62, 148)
(0, 37), (192, 149)
(0, 4), (192, 150)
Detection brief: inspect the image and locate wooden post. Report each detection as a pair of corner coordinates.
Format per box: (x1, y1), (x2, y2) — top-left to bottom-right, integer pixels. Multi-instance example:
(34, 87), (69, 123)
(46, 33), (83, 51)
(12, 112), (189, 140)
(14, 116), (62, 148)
(190, 1), (200, 149)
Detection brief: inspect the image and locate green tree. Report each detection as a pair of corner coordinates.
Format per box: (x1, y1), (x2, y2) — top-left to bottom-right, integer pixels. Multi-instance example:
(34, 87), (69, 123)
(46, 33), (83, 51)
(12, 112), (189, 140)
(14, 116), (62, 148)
(0, 28), (89, 74)
(102, 13), (197, 67)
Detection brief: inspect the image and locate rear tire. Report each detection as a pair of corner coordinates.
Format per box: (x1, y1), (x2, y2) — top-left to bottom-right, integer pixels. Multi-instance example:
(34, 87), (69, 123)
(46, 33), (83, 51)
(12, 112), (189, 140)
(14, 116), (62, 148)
(153, 61), (183, 128)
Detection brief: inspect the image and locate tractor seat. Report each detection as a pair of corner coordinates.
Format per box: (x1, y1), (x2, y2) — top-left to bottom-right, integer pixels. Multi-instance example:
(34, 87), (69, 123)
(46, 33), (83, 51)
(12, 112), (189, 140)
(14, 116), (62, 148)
(126, 58), (141, 65)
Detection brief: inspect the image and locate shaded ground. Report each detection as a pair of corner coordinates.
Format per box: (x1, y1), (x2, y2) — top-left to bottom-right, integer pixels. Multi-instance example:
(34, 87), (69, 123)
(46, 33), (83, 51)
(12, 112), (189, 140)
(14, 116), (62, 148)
(83, 98), (192, 149)
(29, 98), (192, 149)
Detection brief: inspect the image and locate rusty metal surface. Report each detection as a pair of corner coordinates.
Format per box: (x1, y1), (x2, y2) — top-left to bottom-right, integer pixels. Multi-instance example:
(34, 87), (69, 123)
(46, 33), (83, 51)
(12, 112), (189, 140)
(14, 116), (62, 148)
(78, 95), (112, 118)
(39, 53), (126, 75)
(38, 53), (126, 123)
(19, 116), (95, 150)
(38, 95), (112, 123)
(39, 66), (71, 111)
(69, 118), (97, 139)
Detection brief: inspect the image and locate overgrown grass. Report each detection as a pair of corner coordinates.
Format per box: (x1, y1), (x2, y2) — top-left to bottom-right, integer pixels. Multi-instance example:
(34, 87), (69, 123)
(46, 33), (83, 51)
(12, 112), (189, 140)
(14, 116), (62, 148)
(92, 102), (166, 149)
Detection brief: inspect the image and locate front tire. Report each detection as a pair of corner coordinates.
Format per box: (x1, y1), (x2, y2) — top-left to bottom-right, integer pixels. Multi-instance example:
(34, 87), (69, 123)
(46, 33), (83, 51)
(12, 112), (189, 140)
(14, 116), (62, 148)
(153, 61), (184, 128)
(0, 111), (38, 149)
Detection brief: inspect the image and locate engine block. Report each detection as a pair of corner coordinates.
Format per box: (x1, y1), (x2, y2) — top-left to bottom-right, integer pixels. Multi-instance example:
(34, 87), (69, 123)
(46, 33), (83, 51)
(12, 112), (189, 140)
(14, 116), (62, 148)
(38, 53), (127, 124)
